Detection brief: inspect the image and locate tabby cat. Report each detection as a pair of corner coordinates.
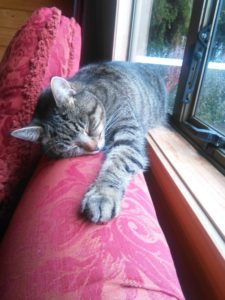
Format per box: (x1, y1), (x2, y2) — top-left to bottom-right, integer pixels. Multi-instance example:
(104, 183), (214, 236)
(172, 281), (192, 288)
(11, 61), (166, 223)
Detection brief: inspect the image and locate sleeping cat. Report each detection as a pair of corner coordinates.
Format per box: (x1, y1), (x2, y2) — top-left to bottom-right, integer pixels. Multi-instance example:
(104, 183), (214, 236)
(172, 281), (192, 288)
(11, 61), (167, 223)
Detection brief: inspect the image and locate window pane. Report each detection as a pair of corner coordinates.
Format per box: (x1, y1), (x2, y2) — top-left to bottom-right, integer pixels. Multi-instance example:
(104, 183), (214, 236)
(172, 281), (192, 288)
(195, 1), (225, 135)
(132, 0), (193, 112)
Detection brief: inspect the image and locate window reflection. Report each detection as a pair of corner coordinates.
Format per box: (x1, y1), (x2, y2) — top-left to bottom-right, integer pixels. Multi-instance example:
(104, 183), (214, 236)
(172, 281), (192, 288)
(132, 0), (193, 113)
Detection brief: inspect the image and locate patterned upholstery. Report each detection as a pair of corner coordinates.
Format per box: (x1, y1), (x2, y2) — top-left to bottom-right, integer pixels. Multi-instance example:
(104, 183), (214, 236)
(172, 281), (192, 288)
(0, 7), (81, 206)
(0, 154), (184, 299)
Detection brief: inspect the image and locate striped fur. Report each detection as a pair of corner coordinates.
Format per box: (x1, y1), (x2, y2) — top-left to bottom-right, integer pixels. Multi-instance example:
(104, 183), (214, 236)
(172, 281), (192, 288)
(11, 61), (167, 223)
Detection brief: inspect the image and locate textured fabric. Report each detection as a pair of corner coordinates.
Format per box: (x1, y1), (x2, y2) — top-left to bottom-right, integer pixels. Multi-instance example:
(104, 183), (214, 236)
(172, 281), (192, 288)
(0, 7), (81, 205)
(0, 154), (184, 300)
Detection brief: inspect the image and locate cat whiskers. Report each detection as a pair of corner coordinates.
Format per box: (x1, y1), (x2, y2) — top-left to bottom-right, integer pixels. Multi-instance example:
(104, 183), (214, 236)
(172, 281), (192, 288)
(105, 109), (124, 135)
(105, 113), (129, 139)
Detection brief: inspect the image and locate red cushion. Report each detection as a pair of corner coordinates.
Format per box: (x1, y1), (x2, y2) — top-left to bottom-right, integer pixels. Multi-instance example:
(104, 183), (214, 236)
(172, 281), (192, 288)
(0, 7), (81, 206)
(0, 154), (184, 299)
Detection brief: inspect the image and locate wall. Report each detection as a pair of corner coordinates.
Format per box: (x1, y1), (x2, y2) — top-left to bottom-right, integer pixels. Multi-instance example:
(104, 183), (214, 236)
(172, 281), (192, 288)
(0, 0), (73, 61)
(75, 0), (117, 66)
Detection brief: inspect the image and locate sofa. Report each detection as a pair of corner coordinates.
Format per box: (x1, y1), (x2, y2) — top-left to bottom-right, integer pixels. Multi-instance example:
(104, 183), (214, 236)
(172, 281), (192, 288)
(0, 8), (185, 300)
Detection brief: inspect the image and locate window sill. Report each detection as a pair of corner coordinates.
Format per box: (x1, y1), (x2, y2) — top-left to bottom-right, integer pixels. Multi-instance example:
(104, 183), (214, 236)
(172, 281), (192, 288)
(147, 126), (225, 295)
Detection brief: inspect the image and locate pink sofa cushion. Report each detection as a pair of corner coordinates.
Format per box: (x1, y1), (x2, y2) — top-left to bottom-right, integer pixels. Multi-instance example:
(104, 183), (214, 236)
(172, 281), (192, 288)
(0, 7), (81, 205)
(0, 154), (184, 299)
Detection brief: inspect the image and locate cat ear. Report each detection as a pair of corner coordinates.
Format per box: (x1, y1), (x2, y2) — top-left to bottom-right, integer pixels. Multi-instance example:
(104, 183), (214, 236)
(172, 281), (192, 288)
(50, 76), (75, 107)
(11, 126), (43, 143)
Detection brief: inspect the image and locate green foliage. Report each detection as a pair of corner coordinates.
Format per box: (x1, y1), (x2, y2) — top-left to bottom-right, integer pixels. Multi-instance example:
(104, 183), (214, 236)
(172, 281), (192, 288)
(147, 0), (193, 57)
(211, 3), (225, 62)
(196, 70), (225, 133)
(147, 0), (225, 135)
(197, 3), (225, 133)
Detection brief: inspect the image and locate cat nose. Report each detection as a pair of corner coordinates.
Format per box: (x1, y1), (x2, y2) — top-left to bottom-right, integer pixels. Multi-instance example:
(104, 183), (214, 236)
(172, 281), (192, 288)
(82, 141), (98, 152)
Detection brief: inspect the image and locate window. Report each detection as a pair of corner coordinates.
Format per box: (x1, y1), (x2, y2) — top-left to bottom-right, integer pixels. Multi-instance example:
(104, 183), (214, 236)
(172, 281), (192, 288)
(112, 0), (225, 286)
(115, 0), (225, 174)
(129, 0), (194, 113)
(195, 5), (225, 136)
(173, 0), (225, 175)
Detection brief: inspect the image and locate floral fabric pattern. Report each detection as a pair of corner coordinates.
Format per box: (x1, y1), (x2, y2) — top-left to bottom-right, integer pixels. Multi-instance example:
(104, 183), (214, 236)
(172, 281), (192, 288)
(0, 7), (81, 205)
(0, 154), (184, 299)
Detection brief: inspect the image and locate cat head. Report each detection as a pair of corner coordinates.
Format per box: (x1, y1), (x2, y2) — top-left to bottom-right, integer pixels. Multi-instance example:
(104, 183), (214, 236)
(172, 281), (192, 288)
(11, 77), (106, 158)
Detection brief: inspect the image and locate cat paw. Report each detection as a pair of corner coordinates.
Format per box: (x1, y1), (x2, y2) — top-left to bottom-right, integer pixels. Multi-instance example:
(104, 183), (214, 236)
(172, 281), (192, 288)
(80, 187), (121, 223)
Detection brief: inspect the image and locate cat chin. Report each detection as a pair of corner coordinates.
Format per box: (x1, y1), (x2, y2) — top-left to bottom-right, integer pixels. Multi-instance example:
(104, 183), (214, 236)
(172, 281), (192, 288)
(85, 150), (100, 155)
(60, 149), (100, 158)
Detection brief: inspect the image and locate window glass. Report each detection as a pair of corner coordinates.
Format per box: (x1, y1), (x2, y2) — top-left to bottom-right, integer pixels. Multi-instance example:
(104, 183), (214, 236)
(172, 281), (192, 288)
(132, 0), (193, 112)
(195, 1), (225, 136)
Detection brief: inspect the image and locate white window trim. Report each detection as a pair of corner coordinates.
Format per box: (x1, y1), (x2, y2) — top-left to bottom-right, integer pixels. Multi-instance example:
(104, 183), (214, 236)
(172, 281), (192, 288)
(112, 0), (153, 61)
(112, 0), (133, 61)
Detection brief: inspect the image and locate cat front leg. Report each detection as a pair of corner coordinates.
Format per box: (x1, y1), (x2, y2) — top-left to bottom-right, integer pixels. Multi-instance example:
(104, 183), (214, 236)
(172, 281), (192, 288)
(80, 140), (147, 223)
